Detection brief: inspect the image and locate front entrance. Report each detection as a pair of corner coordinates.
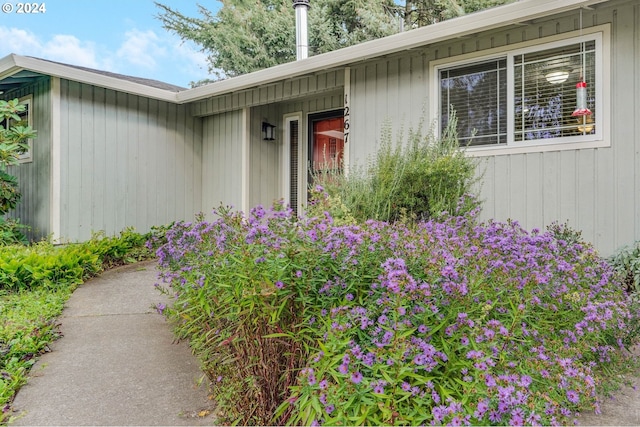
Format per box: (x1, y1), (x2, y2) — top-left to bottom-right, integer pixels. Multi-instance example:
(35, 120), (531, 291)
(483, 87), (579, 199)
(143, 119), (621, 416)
(308, 110), (345, 182)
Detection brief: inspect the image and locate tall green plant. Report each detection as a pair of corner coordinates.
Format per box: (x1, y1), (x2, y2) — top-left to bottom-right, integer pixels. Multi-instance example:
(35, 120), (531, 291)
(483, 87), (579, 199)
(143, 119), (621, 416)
(0, 98), (37, 245)
(312, 111), (481, 224)
(610, 241), (640, 294)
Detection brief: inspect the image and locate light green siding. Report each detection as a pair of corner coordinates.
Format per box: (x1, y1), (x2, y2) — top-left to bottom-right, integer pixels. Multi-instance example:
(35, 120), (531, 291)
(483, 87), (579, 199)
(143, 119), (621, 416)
(191, 70), (344, 117)
(58, 80), (202, 242)
(5, 77), (51, 241)
(342, 0), (639, 255)
(201, 110), (244, 214)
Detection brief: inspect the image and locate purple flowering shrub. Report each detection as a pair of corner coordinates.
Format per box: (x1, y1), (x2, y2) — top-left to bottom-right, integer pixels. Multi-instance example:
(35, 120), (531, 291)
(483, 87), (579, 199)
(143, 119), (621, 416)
(156, 200), (638, 426)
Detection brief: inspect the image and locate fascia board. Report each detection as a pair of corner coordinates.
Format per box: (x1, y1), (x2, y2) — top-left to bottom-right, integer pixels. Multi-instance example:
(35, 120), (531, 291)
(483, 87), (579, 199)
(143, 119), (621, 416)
(177, 0), (609, 104)
(9, 55), (178, 102)
(0, 54), (22, 81)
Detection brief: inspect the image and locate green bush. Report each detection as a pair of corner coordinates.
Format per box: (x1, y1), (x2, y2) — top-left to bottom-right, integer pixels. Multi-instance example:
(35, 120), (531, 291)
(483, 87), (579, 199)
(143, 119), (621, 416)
(312, 111), (480, 224)
(610, 241), (640, 294)
(0, 218), (28, 246)
(0, 171), (20, 216)
(157, 201), (639, 426)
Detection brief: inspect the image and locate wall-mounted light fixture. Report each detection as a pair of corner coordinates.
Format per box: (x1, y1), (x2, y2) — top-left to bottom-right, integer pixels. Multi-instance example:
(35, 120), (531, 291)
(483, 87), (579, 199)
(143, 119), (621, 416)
(262, 122), (276, 141)
(545, 70), (570, 84)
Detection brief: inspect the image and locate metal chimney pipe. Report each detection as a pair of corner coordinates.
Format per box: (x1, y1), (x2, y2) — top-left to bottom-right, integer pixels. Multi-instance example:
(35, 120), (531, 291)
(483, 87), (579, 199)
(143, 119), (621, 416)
(293, 0), (310, 60)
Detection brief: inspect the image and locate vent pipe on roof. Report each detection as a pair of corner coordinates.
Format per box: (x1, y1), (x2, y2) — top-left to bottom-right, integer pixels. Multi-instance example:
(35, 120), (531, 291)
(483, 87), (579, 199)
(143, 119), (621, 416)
(293, 0), (310, 60)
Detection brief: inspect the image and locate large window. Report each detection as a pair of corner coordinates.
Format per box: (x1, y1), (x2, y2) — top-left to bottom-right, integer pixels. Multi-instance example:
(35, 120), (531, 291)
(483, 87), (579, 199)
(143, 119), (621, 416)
(436, 32), (603, 150)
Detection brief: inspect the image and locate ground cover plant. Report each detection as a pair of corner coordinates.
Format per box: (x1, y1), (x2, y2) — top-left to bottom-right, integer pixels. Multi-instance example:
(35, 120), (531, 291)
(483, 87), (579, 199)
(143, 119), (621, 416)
(0, 228), (162, 423)
(156, 197), (640, 426)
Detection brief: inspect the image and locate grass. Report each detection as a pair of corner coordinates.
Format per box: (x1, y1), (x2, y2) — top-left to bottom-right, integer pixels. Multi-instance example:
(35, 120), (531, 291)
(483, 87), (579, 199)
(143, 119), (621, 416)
(0, 285), (74, 421)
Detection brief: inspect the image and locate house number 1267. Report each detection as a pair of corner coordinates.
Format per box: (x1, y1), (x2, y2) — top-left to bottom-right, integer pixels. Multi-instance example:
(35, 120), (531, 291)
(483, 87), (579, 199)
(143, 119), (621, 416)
(344, 94), (350, 144)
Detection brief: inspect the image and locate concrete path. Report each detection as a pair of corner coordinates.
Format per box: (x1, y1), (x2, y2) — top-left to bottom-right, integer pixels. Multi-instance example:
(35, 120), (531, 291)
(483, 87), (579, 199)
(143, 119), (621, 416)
(8, 261), (215, 426)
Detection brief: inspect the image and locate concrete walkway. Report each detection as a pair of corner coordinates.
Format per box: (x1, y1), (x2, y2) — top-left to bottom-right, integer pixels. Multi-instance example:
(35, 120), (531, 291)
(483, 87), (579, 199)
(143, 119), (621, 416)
(8, 261), (215, 426)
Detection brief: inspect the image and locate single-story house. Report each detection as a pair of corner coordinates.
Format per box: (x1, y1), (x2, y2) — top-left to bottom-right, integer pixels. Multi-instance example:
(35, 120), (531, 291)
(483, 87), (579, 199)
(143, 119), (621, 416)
(0, 0), (638, 256)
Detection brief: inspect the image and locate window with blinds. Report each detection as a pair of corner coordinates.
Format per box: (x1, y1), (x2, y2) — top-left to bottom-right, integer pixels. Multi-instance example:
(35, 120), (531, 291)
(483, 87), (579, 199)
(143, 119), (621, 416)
(514, 41), (596, 141)
(440, 59), (507, 146)
(436, 33), (600, 149)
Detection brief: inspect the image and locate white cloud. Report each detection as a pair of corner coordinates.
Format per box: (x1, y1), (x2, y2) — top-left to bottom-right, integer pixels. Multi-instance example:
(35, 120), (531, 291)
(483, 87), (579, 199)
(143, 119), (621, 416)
(116, 29), (166, 69)
(0, 26), (106, 69)
(42, 35), (101, 68)
(0, 27), (42, 54)
(0, 25), (211, 86)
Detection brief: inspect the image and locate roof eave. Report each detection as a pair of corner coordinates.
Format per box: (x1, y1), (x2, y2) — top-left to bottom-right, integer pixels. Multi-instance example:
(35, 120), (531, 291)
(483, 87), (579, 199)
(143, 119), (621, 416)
(177, 0), (610, 104)
(2, 55), (179, 102)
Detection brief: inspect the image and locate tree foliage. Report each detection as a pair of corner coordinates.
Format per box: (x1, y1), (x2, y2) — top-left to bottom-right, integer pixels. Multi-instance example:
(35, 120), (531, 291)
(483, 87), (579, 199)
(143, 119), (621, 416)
(156, 0), (512, 82)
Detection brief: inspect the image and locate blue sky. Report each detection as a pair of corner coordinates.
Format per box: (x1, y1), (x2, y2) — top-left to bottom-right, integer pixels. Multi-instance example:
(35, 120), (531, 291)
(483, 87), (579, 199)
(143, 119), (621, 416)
(0, 0), (221, 87)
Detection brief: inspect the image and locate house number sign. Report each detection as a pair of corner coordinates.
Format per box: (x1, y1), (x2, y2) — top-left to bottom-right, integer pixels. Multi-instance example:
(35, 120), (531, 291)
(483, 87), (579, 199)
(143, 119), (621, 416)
(344, 93), (350, 144)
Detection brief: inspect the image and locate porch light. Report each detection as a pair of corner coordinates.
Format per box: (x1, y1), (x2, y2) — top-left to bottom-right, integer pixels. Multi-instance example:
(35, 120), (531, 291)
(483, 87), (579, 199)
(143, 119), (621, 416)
(571, 81), (592, 117)
(544, 70), (569, 84)
(262, 122), (276, 140)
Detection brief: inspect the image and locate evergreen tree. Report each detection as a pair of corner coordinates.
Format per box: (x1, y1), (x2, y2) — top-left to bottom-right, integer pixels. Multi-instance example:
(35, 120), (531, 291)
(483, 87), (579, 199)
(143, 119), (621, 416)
(155, 0), (511, 83)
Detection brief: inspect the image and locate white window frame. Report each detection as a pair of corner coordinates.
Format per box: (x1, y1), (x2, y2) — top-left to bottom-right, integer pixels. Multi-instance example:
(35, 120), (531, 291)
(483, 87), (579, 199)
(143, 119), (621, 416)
(430, 25), (610, 157)
(282, 112), (303, 214)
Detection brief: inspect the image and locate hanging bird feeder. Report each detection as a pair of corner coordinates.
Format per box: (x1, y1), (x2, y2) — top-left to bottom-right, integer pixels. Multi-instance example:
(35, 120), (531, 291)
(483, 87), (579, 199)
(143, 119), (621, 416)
(571, 81), (592, 117)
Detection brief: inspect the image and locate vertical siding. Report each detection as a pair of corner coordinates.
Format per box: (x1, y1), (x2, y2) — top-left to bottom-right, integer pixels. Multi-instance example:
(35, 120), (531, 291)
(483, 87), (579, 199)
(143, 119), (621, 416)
(201, 110), (244, 214)
(464, 1), (639, 256)
(249, 105), (281, 208)
(350, 51), (429, 167)
(59, 80), (202, 242)
(191, 70), (344, 117)
(5, 77), (51, 241)
(335, 0), (638, 255)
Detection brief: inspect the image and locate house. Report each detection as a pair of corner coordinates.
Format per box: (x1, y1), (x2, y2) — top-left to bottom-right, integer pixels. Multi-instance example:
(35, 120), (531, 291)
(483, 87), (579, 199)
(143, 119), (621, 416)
(0, 0), (638, 256)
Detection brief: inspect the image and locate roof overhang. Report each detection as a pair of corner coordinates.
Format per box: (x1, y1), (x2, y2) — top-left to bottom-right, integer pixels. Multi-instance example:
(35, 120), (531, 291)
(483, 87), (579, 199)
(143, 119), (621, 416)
(0, 0), (611, 105)
(177, 0), (610, 103)
(0, 54), (178, 102)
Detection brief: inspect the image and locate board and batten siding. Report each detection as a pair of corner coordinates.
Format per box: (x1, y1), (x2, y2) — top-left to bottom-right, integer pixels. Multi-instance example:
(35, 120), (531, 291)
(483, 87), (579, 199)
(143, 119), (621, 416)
(191, 69), (344, 117)
(201, 110), (245, 214)
(345, 0), (639, 256)
(248, 91), (345, 208)
(58, 79), (202, 242)
(5, 77), (51, 241)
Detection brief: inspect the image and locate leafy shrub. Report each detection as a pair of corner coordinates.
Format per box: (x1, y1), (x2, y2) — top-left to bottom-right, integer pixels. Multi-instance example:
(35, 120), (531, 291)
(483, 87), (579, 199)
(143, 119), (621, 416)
(0, 171), (20, 216)
(609, 241), (640, 294)
(0, 228), (160, 290)
(0, 218), (28, 246)
(312, 112), (480, 224)
(156, 200), (639, 426)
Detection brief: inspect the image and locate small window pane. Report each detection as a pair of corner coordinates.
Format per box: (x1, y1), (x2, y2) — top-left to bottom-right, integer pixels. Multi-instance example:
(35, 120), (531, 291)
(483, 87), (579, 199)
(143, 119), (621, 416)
(440, 59), (507, 146)
(514, 41), (596, 141)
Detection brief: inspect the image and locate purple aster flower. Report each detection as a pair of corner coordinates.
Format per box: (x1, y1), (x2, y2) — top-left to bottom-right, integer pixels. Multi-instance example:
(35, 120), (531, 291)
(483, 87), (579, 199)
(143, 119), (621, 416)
(338, 364), (348, 375)
(319, 379), (328, 389)
(275, 281), (284, 289)
(488, 410), (502, 423)
(351, 371), (363, 384)
(156, 303), (166, 315)
(401, 382), (411, 391)
(373, 385), (384, 394)
(509, 408), (525, 426)
(325, 404), (335, 415)
(566, 389), (580, 404)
